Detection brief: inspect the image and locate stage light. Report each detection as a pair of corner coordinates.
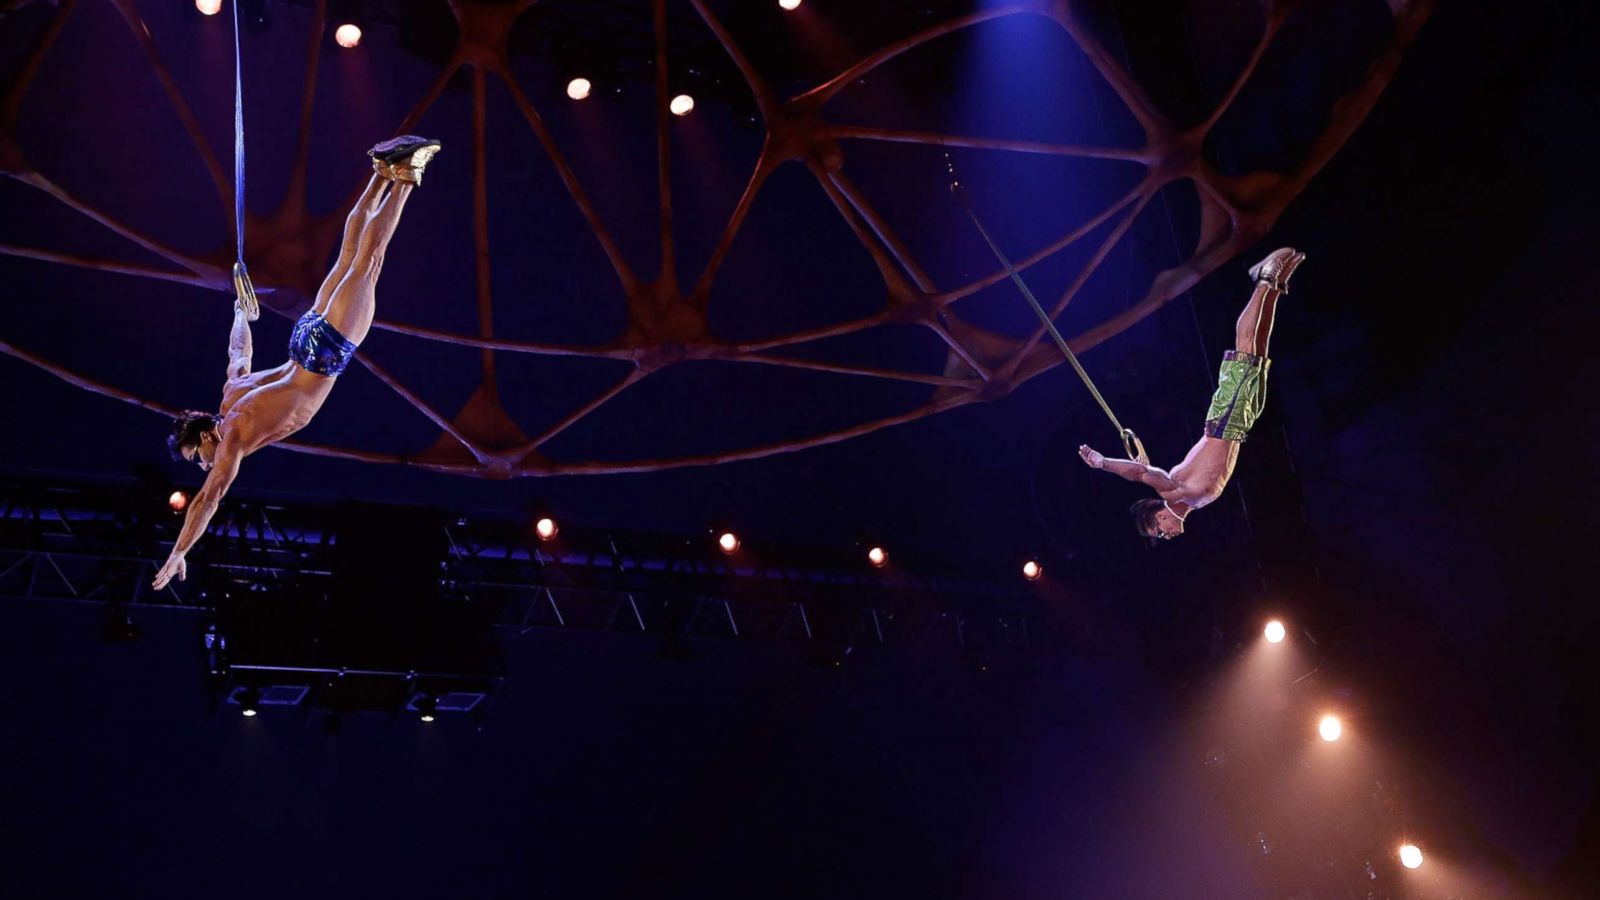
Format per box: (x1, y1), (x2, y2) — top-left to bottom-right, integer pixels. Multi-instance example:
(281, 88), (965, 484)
(168, 490), (189, 513)
(236, 687), (260, 718)
(567, 77), (592, 100)
(867, 546), (887, 568)
(1264, 619), (1286, 643)
(1399, 844), (1423, 869)
(1022, 560), (1042, 581)
(670, 94), (695, 116)
(1318, 714), (1343, 742)
(416, 695), (437, 723)
(195, 0), (222, 15)
(535, 517), (558, 541)
(718, 531), (739, 554)
(334, 24), (361, 48)
(779, 0), (802, 9)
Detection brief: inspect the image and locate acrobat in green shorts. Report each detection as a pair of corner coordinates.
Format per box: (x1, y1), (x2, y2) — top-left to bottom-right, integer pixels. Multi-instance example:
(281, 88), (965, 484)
(1204, 351), (1271, 442)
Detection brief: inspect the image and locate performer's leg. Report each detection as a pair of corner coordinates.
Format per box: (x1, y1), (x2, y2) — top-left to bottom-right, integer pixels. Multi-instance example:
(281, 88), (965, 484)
(1234, 283), (1282, 358)
(311, 175), (386, 316)
(1237, 247), (1303, 356)
(318, 180), (415, 346)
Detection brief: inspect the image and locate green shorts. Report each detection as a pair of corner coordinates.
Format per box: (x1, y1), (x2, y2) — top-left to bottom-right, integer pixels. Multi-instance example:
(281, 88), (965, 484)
(1204, 351), (1271, 442)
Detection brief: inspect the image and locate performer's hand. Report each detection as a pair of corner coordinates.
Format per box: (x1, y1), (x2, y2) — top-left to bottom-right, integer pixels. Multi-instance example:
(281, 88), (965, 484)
(1078, 445), (1105, 469)
(153, 553), (187, 591)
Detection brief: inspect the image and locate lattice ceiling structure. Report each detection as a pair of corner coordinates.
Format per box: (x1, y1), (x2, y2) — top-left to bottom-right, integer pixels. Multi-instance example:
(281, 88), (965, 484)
(0, 0), (1433, 477)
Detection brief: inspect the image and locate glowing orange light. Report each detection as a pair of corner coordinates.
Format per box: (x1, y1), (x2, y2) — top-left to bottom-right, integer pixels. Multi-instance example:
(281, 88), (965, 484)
(1022, 560), (1042, 581)
(718, 532), (739, 554)
(1318, 715), (1343, 742)
(535, 517), (558, 541)
(334, 24), (362, 48)
(779, 0), (802, 9)
(1399, 844), (1423, 869)
(1264, 619), (1286, 643)
(195, 0), (222, 16)
(567, 77), (592, 100)
(867, 546), (887, 567)
(168, 491), (189, 513)
(670, 94), (695, 116)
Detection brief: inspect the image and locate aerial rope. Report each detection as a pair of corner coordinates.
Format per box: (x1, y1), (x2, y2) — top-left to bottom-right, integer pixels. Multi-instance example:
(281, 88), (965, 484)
(229, 0), (259, 321)
(943, 152), (1146, 463)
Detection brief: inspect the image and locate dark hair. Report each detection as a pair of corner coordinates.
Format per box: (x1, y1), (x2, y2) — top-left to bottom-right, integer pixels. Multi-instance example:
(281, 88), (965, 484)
(168, 411), (217, 461)
(1129, 499), (1165, 538)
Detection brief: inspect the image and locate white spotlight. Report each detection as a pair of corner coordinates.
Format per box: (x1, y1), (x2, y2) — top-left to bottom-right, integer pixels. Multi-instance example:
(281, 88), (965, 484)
(334, 24), (362, 48)
(1318, 714), (1343, 743)
(1022, 560), (1042, 581)
(1399, 844), (1423, 869)
(779, 0), (802, 9)
(670, 94), (695, 116)
(535, 517), (558, 541)
(718, 532), (740, 554)
(1264, 619), (1286, 643)
(867, 546), (887, 568)
(566, 77), (592, 101)
(195, 0), (222, 15)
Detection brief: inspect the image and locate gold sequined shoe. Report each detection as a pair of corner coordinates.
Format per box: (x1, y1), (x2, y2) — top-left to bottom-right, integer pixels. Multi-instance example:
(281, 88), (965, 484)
(368, 135), (441, 186)
(1248, 247), (1306, 292)
(391, 146), (438, 186)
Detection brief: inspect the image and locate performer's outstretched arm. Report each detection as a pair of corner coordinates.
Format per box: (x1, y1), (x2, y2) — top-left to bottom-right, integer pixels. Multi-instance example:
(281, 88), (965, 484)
(1079, 445), (1178, 492)
(226, 305), (253, 379)
(153, 441), (242, 590)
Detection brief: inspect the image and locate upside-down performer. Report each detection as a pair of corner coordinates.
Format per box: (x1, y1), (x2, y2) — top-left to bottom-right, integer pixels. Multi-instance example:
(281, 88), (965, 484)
(1077, 247), (1305, 541)
(153, 137), (440, 589)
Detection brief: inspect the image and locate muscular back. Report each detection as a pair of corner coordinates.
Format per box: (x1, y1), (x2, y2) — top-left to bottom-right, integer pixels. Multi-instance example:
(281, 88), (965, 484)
(217, 361), (335, 457)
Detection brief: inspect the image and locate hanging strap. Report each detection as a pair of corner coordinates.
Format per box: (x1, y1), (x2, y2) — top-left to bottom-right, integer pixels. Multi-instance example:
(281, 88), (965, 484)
(945, 153), (1146, 463)
(229, 0), (259, 321)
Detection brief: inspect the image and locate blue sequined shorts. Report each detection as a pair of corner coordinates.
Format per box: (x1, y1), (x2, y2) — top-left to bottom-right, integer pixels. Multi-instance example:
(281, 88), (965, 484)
(288, 311), (358, 377)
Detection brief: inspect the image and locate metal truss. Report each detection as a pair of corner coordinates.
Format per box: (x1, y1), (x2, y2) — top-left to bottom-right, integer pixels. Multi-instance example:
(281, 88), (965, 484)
(0, 476), (1044, 662)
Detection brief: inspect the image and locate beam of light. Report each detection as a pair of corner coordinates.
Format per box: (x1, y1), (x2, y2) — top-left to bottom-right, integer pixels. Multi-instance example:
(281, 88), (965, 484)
(195, 0), (222, 15)
(1318, 714), (1343, 742)
(670, 94), (695, 116)
(1022, 560), (1042, 581)
(779, 0), (802, 9)
(334, 24), (361, 48)
(567, 77), (592, 101)
(1264, 619), (1286, 643)
(535, 517), (558, 541)
(718, 532), (739, 554)
(867, 546), (887, 567)
(168, 491), (189, 513)
(1399, 844), (1424, 869)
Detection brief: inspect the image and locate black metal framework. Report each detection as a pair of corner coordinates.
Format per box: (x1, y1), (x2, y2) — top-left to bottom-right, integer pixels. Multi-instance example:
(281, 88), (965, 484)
(0, 475), (1045, 657)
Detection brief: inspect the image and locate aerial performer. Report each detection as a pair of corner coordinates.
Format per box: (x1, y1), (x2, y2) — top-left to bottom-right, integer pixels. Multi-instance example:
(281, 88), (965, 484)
(1077, 247), (1306, 541)
(152, 136), (441, 589)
